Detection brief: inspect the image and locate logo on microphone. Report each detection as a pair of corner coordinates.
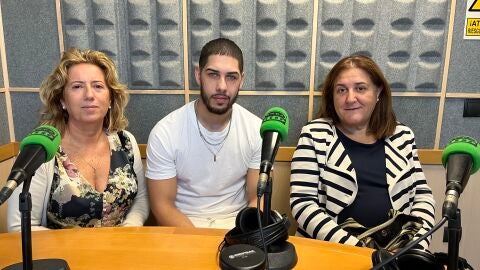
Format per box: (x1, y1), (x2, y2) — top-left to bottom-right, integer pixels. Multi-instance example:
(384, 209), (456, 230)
(448, 136), (478, 147)
(30, 126), (59, 141)
(263, 111), (287, 125)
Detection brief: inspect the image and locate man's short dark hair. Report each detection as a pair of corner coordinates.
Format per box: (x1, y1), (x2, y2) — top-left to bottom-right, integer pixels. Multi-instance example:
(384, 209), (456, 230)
(198, 38), (244, 73)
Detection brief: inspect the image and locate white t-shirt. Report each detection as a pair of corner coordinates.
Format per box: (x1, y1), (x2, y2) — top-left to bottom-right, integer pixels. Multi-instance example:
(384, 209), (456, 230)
(146, 101), (262, 219)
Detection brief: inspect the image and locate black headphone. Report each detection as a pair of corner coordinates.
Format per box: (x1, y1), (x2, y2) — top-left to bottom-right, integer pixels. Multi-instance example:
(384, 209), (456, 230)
(372, 248), (443, 270)
(218, 207), (291, 270)
(223, 207), (290, 249)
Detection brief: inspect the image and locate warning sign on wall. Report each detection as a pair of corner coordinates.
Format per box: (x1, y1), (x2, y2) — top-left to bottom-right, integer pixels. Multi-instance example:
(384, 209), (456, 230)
(465, 0), (480, 39)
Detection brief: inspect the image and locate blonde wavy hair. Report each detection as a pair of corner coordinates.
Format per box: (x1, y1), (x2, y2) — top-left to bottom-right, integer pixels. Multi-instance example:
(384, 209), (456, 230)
(39, 48), (129, 133)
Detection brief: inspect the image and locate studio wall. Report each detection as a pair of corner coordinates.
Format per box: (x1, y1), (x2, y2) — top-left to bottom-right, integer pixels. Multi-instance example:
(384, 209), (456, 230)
(0, 0), (478, 148)
(0, 2), (479, 267)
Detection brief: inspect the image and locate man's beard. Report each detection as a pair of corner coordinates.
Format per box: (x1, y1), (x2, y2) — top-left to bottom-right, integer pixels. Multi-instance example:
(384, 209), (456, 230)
(200, 86), (238, 115)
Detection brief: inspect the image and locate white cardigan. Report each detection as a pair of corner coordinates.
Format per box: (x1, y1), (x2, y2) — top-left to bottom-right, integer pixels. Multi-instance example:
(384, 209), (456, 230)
(7, 130), (149, 232)
(290, 119), (435, 249)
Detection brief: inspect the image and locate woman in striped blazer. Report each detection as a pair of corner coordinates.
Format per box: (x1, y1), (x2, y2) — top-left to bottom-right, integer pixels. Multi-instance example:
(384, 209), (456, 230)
(290, 55), (435, 250)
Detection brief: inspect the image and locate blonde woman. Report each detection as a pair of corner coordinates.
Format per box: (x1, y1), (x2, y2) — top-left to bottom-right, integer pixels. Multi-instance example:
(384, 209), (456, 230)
(7, 48), (148, 231)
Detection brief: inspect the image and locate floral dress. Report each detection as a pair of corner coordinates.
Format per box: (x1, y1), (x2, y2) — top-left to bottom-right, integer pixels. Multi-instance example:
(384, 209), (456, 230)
(46, 131), (138, 229)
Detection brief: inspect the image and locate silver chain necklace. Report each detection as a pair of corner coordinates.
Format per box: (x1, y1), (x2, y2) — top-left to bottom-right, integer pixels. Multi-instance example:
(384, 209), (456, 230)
(194, 100), (232, 162)
(63, 130), (104, 181)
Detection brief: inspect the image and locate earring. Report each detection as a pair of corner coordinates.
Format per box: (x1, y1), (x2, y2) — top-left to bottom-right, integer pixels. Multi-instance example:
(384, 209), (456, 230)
(108, 105), (112, 109)
(377, 97), (380, 102)
(61, 104), (66, 110)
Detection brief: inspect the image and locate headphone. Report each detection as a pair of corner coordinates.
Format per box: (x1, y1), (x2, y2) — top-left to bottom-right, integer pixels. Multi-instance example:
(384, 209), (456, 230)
(219, 207), (290, 270)
(371, 248), (443, 270)
(223, 207), (290, 249)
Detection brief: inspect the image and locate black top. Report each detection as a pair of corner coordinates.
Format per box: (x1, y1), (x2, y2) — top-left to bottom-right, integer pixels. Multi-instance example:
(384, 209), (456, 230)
(336, 129), (392, 227)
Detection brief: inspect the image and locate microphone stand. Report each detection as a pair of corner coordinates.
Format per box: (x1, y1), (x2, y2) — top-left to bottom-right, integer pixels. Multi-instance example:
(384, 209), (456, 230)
(262, 177), (272, 226)
(373, 209), (464, 270)
(445, 209), (462, 270)
(3, 175), (69, 270)
(261, 177), (297, 270)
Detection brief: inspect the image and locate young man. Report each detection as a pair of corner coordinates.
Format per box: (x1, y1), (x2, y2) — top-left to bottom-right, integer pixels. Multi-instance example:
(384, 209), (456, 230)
(146, 38), (262, 229)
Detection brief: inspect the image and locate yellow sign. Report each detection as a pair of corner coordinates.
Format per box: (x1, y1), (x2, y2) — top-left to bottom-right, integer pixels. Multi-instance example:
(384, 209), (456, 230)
(469, 0), (480, 11)
(465, 0), (480, 39)
(466, 18), (480, 36)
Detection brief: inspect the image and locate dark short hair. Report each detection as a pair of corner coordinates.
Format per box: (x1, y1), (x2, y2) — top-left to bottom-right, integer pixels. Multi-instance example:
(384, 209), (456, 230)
(198, 38), (243, 73)
(318, 55), (397, 139)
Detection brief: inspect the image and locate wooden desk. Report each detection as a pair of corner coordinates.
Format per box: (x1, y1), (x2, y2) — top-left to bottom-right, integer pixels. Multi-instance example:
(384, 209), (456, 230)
(0, 227), (373, 269)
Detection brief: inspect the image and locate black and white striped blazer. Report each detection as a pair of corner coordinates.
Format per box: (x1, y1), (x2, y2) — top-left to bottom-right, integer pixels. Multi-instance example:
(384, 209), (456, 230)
(290, 119), (435, 249)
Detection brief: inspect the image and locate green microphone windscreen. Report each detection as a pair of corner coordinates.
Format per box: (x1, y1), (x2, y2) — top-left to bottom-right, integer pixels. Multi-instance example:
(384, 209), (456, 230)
(442, 136), (480, 174)
(260, 107), (289, 142)
(20, 125), (61, 161)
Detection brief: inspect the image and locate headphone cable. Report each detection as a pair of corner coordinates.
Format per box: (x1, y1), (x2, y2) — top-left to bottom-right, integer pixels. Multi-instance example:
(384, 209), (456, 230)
(257, 197), (270, 270)
(372, 217), (447, 270)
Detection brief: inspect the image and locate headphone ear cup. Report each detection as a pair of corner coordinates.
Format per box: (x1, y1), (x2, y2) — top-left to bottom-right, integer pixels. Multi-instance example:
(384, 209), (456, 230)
(236, 207), (260, 232)
(397, 249), (442, 270)
(371, 249), (399, 270)
(270, 210), (283, 224)
(225, 207), (290, 249)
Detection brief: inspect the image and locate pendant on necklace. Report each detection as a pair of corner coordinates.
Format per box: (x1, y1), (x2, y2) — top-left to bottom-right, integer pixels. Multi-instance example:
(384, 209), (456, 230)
(214, 154), (216, 162)
(92, 167), (97, 179)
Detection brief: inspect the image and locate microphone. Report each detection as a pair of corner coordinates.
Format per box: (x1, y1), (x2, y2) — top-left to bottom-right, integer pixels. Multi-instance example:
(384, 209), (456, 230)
(372, 136), (480, 270)
(441, 136), (480, 219)
(0, 125), (61, 205)
(257, 107), (289, 197)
